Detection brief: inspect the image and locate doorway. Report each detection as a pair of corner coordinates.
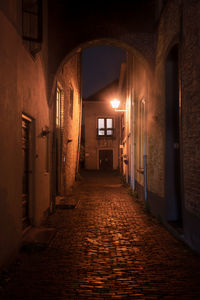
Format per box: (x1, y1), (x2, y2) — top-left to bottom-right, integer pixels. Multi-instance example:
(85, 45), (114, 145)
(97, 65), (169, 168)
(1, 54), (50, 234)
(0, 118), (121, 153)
(165, 45), (182, 226)
(56, 87), (62, 195)
(99, 150), (113, 171)
(22, 115), (32, 230)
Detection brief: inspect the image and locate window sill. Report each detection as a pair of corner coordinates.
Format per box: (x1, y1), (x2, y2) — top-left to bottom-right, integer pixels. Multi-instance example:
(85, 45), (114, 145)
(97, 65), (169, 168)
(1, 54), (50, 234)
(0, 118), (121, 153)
(96, 136), (116, 139)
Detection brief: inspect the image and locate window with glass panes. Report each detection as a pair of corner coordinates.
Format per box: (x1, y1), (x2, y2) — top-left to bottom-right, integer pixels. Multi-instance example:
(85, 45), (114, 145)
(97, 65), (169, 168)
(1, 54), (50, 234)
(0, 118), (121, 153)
(97, 118), (114, 136)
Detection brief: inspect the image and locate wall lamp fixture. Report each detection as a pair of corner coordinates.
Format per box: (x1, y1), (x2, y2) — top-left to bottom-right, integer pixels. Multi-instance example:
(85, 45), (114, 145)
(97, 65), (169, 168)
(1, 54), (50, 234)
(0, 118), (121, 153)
(41, 126), (50, 137)
(110, 99), (127, 112)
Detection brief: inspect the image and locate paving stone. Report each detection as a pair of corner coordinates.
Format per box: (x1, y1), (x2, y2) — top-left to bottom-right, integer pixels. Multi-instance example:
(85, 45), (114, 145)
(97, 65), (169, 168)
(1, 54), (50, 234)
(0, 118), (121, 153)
(1, 171), (200, 299)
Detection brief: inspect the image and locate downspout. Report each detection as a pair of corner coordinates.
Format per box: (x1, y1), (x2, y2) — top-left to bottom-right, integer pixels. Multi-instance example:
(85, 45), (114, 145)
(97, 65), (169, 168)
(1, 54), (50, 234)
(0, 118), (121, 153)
(130, 55), (135, 191)
(179, 0), (184, 223)
(143, 96), (148, 204)
(143, 137), (147, 204)
(130, 88), (135, 191)
(76, 51), (82, 176)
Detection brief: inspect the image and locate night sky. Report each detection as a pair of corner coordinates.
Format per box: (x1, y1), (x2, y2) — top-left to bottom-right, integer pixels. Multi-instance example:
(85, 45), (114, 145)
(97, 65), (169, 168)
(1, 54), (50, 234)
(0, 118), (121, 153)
(82, 45), (126, 99)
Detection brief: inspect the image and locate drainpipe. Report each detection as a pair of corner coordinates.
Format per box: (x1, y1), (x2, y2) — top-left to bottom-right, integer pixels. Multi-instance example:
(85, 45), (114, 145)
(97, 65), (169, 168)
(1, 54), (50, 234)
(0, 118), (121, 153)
(143, 139), (147, 204)
(130, 89), (135, 191)
(130, 55), (135, 191)
(143, 99), (148, 204)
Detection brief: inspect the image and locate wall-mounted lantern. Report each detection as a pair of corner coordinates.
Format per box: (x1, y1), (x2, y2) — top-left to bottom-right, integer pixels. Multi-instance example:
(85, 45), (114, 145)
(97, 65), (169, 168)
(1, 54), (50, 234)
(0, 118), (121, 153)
(111, 99), (120, 109)
(110, 99), (127, 112)
(41, 126), (50, 137)
(67, 139), (73, 144)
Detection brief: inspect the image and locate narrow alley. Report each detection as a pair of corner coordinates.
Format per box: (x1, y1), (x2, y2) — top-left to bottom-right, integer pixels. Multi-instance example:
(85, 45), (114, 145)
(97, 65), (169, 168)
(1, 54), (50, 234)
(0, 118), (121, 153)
(1, 171), (200, 299)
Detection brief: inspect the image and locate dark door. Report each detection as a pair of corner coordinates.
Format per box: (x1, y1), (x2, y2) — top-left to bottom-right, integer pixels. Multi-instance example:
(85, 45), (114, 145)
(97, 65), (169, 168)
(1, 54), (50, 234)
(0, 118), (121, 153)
(165, 45), (182, 226)
(22, 117), (31, 230)
(99, 150), (113, 171)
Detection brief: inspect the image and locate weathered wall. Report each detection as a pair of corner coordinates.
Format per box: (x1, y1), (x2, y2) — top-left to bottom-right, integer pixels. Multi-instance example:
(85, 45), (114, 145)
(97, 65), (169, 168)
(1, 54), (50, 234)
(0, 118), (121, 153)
(0, 1), (50, 266)
(84, 101), (120, 170)
(134, 58), (149, 195)
(56, 54), (82, 193)
(147, 0), (200, 251)
(121, 53), (150, 192)
(181, 0), (200, 218)
(181, 0), (200, 249)
(147, 0), (181, 217)
(0, 9), (21, 268)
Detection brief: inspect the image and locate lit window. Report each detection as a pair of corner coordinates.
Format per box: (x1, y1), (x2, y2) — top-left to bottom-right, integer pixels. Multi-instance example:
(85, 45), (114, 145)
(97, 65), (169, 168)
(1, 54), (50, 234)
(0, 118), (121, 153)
(139, 99), (145, 168)
(69, 87), (74, 119)
(56, 88), (61, 127)
(97, 118), (114, 137)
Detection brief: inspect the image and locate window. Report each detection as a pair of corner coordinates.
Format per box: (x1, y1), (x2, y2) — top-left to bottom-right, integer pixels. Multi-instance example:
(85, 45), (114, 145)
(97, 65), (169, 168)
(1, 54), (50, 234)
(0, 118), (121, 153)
(56, 88), (61, 127)
(139, 99), (145, 168)
(22, 0), (42, 42)
(22, 0), (42, 55)
(69, 87), (74, 119)
(97, 118), (114, 137)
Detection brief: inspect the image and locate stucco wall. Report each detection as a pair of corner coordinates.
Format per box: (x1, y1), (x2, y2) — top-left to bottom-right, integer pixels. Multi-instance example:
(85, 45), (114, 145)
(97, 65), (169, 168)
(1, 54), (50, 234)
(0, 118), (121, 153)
(84, 101), (120, 170)
(0, 9), (50, 266)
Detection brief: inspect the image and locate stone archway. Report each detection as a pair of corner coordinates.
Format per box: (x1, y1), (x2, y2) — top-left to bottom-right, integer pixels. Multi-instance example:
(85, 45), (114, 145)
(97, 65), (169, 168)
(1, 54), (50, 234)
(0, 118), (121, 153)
(47, 0), (156, 101)
(49, 38), (152, 106)
(49, 38), (152, 211)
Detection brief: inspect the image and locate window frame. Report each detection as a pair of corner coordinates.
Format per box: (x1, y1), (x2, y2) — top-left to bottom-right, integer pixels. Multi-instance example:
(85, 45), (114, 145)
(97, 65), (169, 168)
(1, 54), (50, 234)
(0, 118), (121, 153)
(22, 0), (43, 43)
(69, 86), (74, 120)
(139, 98), (145, 169)
(97, 117), (114, 138)
(56, 87), (61, 128)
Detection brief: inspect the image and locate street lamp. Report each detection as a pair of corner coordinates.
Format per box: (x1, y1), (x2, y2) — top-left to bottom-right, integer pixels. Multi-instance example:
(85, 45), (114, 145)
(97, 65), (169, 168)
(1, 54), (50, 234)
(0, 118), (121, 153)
(110, 99), (120, 109)
(110, 99), (127, 112)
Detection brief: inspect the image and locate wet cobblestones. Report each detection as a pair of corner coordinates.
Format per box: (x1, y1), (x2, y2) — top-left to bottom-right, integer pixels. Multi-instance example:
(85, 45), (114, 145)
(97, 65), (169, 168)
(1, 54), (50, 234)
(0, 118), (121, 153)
(1, 171), (200, 299)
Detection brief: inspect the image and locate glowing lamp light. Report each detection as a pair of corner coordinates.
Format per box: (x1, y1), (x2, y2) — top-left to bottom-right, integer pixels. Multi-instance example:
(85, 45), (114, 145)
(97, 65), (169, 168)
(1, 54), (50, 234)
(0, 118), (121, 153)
(111, 99), (120, 109)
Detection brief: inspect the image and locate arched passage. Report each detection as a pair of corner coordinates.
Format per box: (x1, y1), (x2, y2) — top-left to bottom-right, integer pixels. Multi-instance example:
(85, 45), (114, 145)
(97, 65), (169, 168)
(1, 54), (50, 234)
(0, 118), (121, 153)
(49, 39), (152, 209)
(49, 38), (152, 106)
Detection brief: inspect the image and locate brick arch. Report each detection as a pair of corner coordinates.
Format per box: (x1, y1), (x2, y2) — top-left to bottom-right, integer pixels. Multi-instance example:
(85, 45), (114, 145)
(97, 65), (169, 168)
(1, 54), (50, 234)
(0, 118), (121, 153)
(163, 37), (180, 64)
(49, 38), (152, 106)
(48, 0), (155, 96)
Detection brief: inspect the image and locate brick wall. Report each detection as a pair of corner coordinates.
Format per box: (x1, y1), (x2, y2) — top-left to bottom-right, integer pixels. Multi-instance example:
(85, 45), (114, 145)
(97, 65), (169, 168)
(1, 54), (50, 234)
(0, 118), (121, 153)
(148, 0), (181, 199)
(56, 53), (82, 193)
(181, 0), (200, 218)
(147, 0), (200, 251)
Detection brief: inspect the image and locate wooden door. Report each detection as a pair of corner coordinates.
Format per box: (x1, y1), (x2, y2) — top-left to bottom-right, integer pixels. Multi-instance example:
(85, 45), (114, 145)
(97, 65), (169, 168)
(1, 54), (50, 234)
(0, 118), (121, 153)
(22, 116), (31, 230)
(99, 150), (113, 171)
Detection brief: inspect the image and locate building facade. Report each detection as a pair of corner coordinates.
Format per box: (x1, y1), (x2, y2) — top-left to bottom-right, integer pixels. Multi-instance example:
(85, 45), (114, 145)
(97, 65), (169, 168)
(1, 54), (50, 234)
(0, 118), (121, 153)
(119, 0), (200, 253)
(54, 53), (82, 196)
(0, 0), (82, 267)
(84, 81), (120, 171)
(1, 0), (200, 268)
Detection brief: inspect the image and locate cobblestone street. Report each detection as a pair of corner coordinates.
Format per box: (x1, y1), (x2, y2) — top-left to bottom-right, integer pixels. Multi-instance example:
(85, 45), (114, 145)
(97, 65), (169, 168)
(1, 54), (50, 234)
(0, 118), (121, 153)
(1, 171), (200, 299)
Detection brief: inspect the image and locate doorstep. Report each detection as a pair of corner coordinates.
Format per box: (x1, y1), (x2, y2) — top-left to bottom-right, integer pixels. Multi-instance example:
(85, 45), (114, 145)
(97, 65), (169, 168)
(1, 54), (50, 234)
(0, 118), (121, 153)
(22, 227), (56, 251)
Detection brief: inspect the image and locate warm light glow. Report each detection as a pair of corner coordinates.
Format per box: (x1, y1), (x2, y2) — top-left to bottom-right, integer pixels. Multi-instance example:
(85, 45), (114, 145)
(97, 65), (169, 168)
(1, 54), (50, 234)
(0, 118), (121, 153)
(111, 99), (120, 109)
